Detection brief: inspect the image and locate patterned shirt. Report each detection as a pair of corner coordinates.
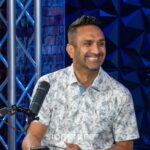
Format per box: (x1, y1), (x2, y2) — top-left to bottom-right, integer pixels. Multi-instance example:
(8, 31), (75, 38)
(33, 65), (139, 150)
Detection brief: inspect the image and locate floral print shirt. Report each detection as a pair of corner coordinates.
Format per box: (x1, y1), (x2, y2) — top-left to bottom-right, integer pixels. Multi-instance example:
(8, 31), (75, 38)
(33, 65), (139, 150)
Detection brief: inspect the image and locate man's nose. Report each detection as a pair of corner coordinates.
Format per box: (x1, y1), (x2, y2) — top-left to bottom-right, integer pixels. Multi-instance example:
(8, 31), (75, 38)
(91, 43), (101, 54)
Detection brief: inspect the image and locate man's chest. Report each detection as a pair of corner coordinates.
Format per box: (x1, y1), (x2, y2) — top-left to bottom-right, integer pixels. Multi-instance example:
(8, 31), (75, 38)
(49, 88), (114, 134)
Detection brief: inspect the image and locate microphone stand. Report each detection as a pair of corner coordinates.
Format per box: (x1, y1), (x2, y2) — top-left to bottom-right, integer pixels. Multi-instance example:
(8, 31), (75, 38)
(0, 105), (39, 129)
(11, 105), (39, 130)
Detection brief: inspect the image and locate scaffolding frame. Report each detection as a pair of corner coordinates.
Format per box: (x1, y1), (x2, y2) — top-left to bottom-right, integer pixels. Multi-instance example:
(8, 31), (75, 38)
(0, 0), (42, 149)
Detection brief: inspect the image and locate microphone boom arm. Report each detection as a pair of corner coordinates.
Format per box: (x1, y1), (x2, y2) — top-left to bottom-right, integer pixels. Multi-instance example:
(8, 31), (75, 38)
(0, 105), (39, 121)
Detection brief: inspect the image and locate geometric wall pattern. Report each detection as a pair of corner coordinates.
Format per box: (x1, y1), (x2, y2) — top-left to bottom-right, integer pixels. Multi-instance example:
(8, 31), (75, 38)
(66, 0), (150, 149)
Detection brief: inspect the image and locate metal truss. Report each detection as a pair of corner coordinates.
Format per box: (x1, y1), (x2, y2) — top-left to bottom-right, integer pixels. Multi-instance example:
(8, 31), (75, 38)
(0, 0), (42, 149)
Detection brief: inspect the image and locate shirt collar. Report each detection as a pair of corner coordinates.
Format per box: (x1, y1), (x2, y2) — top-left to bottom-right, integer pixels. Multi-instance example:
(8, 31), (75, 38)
(67, 64), (79, 85)
(91, 67), (104, 91)
(67, 65), (104, 90)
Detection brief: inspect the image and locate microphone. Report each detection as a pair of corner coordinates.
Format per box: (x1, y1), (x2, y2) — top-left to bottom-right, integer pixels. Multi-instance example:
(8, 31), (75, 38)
(26, 81), (50, 127)
(0, 81), (50, 130)
(29, 81), (50, 115)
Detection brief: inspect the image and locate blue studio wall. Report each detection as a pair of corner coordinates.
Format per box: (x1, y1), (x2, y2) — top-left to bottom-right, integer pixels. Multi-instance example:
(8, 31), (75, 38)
(65, 0), (150, 150)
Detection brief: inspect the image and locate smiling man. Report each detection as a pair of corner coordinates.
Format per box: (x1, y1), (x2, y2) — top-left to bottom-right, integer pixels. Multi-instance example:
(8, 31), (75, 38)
(66, 19), (106, 89)
(22, 15), (139, 150)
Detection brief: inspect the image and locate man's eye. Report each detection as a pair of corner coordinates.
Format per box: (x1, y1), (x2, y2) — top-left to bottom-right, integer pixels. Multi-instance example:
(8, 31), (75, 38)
(98, 42), (105, 47)
(84, 42), (92, 46)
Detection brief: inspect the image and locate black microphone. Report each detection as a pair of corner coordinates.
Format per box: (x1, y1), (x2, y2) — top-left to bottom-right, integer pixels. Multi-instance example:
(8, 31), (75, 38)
(29, 81), (50, 115)
(0, 81), (50, 132)
(27, 81), (50, 126)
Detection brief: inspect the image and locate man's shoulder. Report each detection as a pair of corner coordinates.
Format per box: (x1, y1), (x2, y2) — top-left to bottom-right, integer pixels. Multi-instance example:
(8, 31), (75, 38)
(38, 66), (71, 83)
(102, 70), (133, 108)
(103, 70), (130, 95)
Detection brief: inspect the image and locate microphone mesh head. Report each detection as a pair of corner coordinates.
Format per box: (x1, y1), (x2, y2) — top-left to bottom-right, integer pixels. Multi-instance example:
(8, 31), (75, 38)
(29, 81), (50, 115)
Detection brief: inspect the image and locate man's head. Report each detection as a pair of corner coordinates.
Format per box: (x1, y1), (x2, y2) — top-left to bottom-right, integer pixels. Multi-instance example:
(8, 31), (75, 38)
(66, 15), (106, 72)
(68, 15), (102, 45)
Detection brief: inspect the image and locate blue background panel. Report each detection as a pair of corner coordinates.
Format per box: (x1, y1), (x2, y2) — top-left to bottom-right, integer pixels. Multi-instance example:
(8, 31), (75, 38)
(65, 0), (150, 150)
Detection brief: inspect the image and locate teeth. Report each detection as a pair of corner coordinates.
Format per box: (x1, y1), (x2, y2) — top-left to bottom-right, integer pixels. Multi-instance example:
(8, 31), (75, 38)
(87, 57), (99, 61)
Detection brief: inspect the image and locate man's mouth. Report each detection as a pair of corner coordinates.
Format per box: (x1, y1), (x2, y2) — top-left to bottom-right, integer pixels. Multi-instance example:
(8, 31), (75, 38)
(87, 57), (100, 61)
(86, 54), (103, 62)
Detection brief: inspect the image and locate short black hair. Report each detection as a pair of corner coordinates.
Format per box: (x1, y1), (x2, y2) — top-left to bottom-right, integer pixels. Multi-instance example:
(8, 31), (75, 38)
(68, 15), (102, 45)
(69, 15), (102, 29)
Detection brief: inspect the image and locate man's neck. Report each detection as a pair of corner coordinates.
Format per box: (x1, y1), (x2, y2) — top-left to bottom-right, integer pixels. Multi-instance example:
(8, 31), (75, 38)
(73, 66), (99, 89)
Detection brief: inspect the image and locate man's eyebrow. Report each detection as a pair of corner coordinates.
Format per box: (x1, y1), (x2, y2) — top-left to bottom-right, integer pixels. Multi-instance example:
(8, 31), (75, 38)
(84, 38), (105, 41)
(98, 39), (105, 42)
(83, 39), (93, 42)
(82, 38), (105, 43)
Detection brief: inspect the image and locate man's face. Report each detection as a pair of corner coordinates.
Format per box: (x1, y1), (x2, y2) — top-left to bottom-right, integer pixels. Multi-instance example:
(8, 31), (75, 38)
(68, 25), (106, 72)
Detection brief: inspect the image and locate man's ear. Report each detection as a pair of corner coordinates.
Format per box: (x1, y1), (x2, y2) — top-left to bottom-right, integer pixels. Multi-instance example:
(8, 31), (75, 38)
(66, 44), (74, 59)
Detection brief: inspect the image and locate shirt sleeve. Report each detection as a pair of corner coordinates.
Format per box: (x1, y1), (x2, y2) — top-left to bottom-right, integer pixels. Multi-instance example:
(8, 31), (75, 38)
(113, 89), (139, 142)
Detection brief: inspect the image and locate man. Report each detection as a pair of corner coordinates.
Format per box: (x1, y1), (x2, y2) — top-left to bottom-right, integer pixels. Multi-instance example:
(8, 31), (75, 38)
(22, 15), (139, 150)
